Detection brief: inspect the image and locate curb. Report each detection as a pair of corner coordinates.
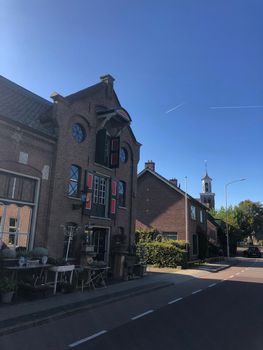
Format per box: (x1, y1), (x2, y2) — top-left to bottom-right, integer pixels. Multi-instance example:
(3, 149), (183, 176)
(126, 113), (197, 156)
(0, 281), (173, 337)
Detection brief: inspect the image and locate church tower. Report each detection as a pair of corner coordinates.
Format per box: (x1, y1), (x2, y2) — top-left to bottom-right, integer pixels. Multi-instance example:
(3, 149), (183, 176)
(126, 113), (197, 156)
(200, 162), (215, 209)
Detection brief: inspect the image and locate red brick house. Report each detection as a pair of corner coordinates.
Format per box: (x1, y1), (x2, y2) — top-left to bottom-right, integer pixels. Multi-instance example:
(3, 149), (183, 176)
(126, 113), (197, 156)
(136, 161), (208, 258)
(0, 74), (140, 277)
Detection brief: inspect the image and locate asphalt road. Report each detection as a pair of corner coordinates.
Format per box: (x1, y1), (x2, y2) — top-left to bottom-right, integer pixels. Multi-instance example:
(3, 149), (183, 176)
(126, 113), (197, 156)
(1, 258), (263, 350)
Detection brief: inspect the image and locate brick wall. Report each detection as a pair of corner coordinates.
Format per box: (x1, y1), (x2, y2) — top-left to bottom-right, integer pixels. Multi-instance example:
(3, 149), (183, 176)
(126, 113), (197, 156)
(137, 170), (207, 256)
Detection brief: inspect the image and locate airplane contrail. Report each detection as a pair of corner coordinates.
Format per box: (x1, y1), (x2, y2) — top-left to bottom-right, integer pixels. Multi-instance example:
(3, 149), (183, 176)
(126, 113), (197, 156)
(210, 105), (263, 110)
(166, 102), (184, 114)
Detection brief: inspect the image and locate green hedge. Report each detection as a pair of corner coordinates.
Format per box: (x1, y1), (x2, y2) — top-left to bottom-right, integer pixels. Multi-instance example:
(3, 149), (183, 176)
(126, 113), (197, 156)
(136, 241), (187, 268)
(135, 230), (160, 243)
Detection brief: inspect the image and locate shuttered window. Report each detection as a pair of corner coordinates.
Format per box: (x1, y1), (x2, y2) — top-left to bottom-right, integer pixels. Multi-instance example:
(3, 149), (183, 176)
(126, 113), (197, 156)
(95, 129), (120, 168)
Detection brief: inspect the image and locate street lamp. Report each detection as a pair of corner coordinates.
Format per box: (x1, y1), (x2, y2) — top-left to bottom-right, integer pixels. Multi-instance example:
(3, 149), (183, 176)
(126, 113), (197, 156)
(225, 178), (246, 259)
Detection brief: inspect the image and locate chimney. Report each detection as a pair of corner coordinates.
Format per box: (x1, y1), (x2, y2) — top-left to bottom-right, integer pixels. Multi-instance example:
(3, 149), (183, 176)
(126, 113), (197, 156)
(100, 74), (115, 97)
(169, 178), (178, 187)
(100, 74), (115, 86)
(145, 160), (155, 172)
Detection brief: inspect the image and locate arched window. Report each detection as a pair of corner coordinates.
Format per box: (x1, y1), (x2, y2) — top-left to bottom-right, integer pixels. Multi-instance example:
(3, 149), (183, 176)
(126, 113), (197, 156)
(68, 165), (81, 197)
(205, 183), (209, 192)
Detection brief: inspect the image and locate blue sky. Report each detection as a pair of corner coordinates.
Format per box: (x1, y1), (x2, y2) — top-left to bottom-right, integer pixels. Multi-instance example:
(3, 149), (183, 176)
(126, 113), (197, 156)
(1, 0), (262, 209)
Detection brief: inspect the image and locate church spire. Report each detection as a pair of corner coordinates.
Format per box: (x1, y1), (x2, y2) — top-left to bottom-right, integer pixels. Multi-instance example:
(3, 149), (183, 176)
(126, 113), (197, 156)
(200, 160), (215, 209)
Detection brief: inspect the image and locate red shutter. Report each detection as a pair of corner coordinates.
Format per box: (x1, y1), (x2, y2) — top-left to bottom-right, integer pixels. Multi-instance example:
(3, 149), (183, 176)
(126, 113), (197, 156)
(111, 180), (117, 196)
(83, 172), (93, 215)
(110, 179), (117, 218)
(110, 137), (120, 168)
(111, 198), (116, 214)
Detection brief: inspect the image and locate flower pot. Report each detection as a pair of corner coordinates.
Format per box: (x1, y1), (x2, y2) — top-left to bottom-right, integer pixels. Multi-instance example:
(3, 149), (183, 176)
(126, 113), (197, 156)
(1, 291), (14, 303)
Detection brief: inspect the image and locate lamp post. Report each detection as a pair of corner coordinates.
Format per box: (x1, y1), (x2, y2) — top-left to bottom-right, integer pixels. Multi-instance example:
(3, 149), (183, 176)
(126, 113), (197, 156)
(184, 176), (188, 244)
(225, 178), (246, 259)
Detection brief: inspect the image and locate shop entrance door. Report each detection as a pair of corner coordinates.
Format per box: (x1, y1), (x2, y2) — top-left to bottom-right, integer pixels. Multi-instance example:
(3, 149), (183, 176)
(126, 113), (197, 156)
(92, 228), (109, 262)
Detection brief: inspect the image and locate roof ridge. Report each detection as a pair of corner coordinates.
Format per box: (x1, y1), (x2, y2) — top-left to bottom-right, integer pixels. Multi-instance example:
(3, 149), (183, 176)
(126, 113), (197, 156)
(0, 75), (51, 106)
(65, 81), (103, 100)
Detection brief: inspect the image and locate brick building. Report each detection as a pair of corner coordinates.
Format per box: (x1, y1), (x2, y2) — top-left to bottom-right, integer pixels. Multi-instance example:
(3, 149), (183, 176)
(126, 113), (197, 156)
(0, 74), (140, 277)
(136, 161), (208, 257)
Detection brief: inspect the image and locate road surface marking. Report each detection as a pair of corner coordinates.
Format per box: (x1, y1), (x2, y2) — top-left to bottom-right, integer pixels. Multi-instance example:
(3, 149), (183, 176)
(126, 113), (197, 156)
(229, 275), (234, 278)
(236, 273), (240, 276)
(241, 270), (245, 273)
(192, 289), (202, 295)
(168, 297), (183, 305)
(208, 283), (217, 288)
(131, 309), (154, 320)
(68, 330), (107, 347)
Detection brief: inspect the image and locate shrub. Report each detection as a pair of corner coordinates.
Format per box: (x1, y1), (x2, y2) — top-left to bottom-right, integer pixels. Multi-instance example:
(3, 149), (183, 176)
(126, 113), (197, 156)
(136, 242), (187, 268)
(135, 229), (160, 243)
(0, 277), (16, 292)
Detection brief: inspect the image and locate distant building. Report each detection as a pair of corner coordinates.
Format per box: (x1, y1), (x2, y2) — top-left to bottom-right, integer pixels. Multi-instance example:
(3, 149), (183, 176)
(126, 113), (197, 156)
(0, 74), (140, 278)
(136, 161), (208, 258)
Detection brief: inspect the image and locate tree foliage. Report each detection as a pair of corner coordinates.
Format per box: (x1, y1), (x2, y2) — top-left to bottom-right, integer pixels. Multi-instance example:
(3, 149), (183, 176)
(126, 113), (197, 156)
(212, 200), (263, 241)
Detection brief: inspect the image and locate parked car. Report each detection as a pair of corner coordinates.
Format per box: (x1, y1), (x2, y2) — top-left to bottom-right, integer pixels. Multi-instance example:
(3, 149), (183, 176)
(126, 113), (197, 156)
(243, 246), (261, 258)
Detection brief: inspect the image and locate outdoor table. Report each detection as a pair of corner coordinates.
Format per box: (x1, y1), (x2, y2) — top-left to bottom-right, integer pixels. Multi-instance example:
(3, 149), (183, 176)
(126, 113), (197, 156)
(4, 264), (52, 291)
(49, 265), (75, 294)
(81, 266), (110, 290)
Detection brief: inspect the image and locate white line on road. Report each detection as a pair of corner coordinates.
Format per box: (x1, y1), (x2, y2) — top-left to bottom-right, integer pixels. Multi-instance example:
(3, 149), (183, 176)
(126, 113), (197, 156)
(208, 283), (217, 288)
(241, 270), (245, 273)
(229, 275), (234, 278)
(236, 273), (240, 276)
(168, 297), (183, 305)
(192, 289), (202, 295)
(68, 330), (107, 348)
(131, 309), (154, 320)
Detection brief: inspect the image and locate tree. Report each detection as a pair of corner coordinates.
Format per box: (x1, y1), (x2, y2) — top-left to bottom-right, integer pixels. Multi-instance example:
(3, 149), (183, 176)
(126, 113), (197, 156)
(236, 200), (263, 243)
(211, 200), (263, 246)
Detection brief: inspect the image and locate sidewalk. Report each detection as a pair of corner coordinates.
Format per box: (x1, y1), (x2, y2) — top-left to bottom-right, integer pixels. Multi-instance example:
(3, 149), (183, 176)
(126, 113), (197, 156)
(0, 259), (236, 336)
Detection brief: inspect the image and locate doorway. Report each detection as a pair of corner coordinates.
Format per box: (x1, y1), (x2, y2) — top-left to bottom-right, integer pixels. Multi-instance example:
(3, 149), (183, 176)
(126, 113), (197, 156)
(92, 227), (109, 262)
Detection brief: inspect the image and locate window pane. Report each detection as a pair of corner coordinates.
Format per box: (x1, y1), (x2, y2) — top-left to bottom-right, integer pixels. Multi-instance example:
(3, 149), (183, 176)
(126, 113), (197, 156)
(0, 173), (9, 197)
(70, 166), (79, 180)
(0, 172), (36, 203)
(20, 178), (35, 202)
(68, 165), (80, 197)
(68, 182), (78, 196)
(118, 181), (126, 207)
(191, 205), (196, 220)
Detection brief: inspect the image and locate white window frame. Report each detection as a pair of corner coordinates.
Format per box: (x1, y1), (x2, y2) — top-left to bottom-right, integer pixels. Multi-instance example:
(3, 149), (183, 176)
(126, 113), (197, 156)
(0, 168), (40, 250)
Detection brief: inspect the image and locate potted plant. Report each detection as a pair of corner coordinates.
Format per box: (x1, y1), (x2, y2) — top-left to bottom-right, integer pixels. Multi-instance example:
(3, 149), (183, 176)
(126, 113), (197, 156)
(16, 248), (29, 266)
(0, 277), (16, 303)
(29, 247), (48, 265)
